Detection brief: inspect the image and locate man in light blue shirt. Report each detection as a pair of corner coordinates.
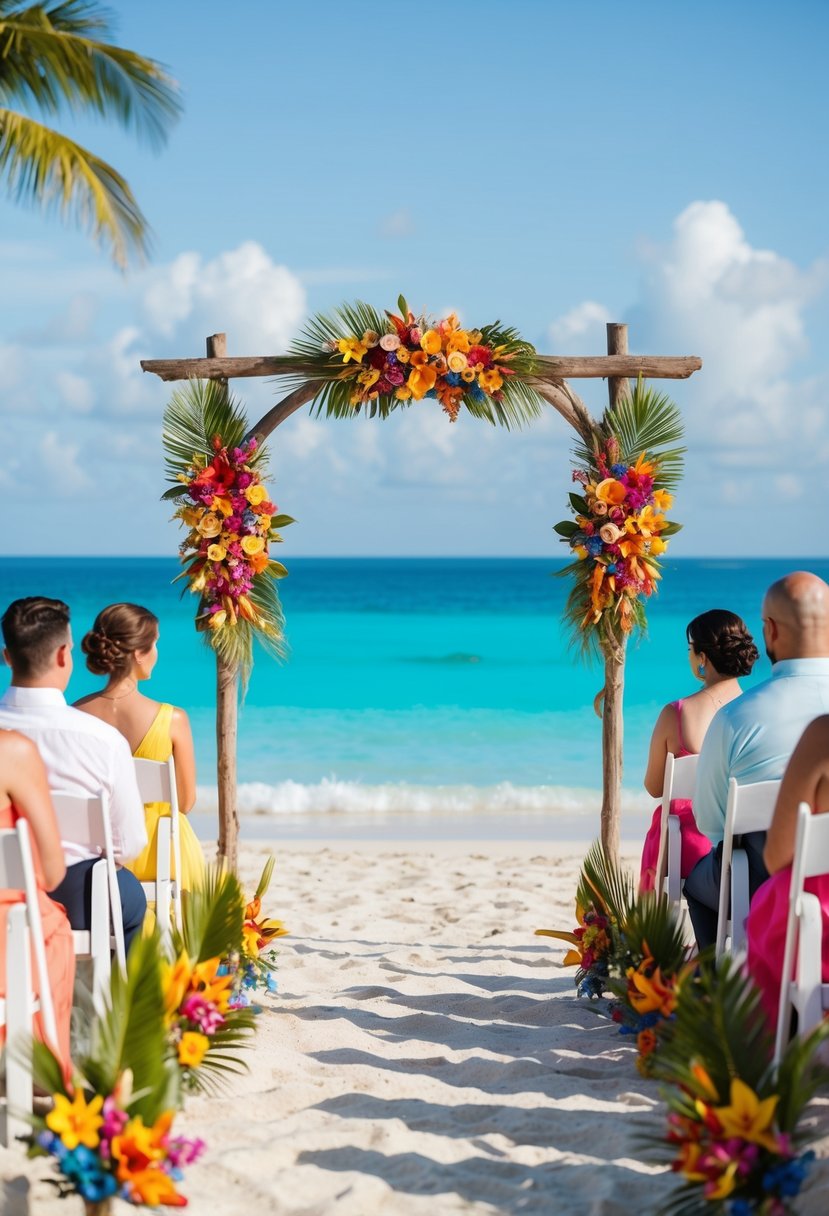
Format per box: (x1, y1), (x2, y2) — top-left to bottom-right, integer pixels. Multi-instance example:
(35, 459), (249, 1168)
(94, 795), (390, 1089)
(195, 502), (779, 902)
(684, 572), (829, 950)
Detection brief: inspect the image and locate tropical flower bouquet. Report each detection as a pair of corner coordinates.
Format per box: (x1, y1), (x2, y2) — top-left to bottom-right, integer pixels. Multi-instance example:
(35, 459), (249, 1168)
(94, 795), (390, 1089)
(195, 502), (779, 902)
(280, 295), (543, 427)
(649, 956), (829, 1214)
(163, 866), (257, 1094)
(536, 840), (633, 998)
(29, 936), (202, 1212)
(228, 856), (288, 1003)
(554, 381), (684, 651)
(606, 894), (689, 1077)
(162, 380), (293, 677)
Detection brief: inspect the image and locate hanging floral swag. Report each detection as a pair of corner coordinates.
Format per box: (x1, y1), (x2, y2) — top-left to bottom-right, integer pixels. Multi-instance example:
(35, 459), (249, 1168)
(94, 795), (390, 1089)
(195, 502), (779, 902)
(162, 380), (293, 680)
(554, 380), (685, 653)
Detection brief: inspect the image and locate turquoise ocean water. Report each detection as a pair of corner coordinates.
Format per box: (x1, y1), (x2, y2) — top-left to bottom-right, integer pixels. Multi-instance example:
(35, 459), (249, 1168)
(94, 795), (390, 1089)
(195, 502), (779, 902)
(3, 557), (828, 837)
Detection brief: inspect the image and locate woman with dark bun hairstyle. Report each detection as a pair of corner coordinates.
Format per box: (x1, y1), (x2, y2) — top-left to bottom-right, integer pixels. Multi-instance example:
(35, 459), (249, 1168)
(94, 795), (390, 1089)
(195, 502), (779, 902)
(639, 609), (759, 892)
(75, 604), (205, 892)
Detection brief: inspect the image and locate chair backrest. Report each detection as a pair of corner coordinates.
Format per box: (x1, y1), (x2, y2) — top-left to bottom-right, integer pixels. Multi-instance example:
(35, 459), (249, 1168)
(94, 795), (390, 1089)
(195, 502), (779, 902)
(0, 819), (58, 1046)
(50, 789), (126, 970)
(134, 755), (178, 815)
(725, 778), (780, 837)
(792, 802), (829, 887)
(666, 753), (698, 803)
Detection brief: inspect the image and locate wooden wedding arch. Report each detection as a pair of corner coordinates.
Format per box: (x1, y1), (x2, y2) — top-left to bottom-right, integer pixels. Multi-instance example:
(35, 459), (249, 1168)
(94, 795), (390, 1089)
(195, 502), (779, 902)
(142, 324), (701, 871)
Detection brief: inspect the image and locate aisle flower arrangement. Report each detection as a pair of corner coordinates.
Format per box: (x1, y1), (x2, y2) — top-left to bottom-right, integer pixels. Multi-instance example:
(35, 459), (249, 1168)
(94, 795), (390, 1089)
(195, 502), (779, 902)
(162, 380), (293, 678)
(649, 957), (829, 1214)
(554, 380), (684, 651)
(280, 295), (542, 427)
(230, 856), (288, 1002)
(29, 936), (201, 1211)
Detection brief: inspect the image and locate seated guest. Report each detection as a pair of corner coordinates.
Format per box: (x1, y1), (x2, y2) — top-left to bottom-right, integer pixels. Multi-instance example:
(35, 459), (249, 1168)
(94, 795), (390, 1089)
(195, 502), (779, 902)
(639, 609), (758, 892)
(75, 603), (205, 892)
(0, 728), (74, 1076)
(684, 572), (829, 950)
(747, 715), (829, 1029)
(0, 597), (147, 953)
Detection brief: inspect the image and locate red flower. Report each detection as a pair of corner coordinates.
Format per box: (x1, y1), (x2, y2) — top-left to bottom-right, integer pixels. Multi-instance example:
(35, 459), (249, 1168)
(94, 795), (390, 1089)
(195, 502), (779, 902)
(467, 345), (493, 369)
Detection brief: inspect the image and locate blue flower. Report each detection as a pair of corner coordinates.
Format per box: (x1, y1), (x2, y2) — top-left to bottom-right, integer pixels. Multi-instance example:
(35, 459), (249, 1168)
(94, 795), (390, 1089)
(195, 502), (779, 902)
(469, 383), (486, 403)
(606, 563), (617, 574)
(266, 973), (278, 993)
(727, 1200), (753, 1216)
(611, 463), (628, 477)
(425, 389), (437, 400)
(445, 372), (462, 387)
(585, 536), (603, 557)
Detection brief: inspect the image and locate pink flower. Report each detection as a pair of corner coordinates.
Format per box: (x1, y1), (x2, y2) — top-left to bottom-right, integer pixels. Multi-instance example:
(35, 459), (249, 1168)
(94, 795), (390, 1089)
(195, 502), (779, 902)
(181, 994), (226, 1034)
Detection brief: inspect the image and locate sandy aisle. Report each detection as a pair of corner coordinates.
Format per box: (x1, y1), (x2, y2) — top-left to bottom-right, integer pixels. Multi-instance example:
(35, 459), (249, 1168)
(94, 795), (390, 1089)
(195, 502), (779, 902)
(3, 841), (828, 1215)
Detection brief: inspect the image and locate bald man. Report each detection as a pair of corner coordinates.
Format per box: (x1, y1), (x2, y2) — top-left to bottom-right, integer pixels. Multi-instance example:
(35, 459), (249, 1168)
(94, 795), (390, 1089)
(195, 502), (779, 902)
(684, 571), (829, 950)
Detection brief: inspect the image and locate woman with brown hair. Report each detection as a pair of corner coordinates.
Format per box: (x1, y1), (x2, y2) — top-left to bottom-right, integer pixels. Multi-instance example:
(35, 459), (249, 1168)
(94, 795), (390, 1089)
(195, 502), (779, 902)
(75, 603), (205, 892)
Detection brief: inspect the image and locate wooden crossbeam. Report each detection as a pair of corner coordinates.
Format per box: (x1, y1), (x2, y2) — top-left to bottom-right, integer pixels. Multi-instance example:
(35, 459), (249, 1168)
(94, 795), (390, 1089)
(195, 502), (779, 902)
(140, 353), (702, 383)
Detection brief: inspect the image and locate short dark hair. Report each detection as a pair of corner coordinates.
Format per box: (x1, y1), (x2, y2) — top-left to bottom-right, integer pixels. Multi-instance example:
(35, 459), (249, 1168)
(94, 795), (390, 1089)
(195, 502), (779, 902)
(1, 597), (71, 678)
(686, 609), (758, 677)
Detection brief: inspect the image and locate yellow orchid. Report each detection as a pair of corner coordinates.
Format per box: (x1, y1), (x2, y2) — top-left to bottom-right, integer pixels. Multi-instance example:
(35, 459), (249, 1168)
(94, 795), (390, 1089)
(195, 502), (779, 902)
(46, 1090), (104, 1150)
(213, 495), (234, 517)
(711, 1079), (781, 1152)
(178, 1031), (210, 1068)
(652, 488), (673, 510)
(479, 368), (504, 394)
(337, 337), (367, 364)
(625, 957), (676, 1016)
(706, 1162), (740, 1200)
(595, 478), (627, 506)
(162, 951), (193, 1019)
(191, 956), (234, 1013)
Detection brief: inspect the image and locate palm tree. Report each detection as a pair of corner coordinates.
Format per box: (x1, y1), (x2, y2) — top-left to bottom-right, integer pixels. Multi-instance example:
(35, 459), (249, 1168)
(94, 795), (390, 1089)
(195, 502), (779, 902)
(0, 1), (180, 265)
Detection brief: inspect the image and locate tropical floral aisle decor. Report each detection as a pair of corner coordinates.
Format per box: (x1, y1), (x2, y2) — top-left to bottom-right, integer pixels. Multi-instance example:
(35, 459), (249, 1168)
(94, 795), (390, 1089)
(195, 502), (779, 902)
(607, 893), (689, 1077)
(162, 379), (294, 680)
(648, 956), (829, 1214)
(279, 295), (543, 427)
(554, 380), (685, 652)
(164, 865), (257, 1094)
(29, 936), (203, 1212)
(229, 856), (288, 1003)
(536, 840), (634, 998)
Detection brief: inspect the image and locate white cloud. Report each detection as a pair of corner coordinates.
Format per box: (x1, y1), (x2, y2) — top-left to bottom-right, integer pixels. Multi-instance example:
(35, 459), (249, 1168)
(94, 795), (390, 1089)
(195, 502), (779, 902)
(56, 370), (94, 414)
(549, 300), (611, 348)
(39, 430), (91, 495)
(379, 208), (415, 239)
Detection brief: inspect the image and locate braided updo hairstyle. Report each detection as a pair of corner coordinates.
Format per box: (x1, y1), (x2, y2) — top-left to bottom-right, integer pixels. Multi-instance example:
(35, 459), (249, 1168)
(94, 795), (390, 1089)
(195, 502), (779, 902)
(82, 603), (159, 679)
(686, 609), (758, 678)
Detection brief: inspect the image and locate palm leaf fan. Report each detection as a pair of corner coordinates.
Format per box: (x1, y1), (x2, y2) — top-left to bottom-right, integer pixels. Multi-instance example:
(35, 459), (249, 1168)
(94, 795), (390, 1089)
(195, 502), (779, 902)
(173, 863), (245, 965)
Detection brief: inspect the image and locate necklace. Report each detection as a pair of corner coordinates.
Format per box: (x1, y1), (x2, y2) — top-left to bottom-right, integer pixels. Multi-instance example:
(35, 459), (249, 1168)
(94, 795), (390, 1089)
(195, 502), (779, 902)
(99, 685), (136, 704)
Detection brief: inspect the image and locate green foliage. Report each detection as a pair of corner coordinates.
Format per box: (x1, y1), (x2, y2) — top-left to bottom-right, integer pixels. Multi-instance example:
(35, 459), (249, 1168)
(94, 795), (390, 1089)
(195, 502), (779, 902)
(0, 0), (180, 263)
(599, 380), (685, 487)
(173, 864), (245, 965)
(614, 892), (689, 979)
(581, 839), (634, 930)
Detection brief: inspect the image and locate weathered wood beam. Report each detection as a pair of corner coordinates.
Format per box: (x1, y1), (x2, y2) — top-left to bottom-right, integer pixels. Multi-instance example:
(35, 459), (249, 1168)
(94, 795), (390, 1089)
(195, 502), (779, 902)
(141, 353), (702, 383)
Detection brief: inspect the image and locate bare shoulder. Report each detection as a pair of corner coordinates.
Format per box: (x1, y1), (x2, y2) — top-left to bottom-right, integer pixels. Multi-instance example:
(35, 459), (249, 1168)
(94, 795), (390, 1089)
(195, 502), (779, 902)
(170, 706), (193, 737)
(0, 728), (40, 763)
(72, 693), (107, 721)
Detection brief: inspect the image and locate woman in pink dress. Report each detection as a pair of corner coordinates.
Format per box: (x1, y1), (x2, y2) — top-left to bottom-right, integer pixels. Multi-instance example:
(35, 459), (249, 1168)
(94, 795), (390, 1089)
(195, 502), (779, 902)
(747, 715), (829, 1030)
(639, 610), (758, 893)
(0, 729), (74, 1076)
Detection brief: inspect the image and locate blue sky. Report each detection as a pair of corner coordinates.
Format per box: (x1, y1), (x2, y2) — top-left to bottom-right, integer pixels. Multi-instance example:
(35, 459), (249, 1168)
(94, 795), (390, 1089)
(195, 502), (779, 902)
(2, 0), (828, 556)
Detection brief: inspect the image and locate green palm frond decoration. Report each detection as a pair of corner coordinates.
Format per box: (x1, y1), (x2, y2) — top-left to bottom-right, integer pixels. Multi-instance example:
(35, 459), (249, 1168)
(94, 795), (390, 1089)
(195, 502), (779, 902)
(643, 956), (829, 1214)
(161, 378), (290, 683)
(582, 839), (635, 929)
(615, 891), (689, 980)
(173, 863), (245, 964)
(555, 378), (684, 656)
(265, 295), (544, 429)
(0, 0), (181, 264)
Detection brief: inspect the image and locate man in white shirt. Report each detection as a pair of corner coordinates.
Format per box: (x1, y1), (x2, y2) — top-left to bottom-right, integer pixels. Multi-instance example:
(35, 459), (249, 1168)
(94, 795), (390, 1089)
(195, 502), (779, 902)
(0, 596), (147, 952)
(684, 572), (829, 949)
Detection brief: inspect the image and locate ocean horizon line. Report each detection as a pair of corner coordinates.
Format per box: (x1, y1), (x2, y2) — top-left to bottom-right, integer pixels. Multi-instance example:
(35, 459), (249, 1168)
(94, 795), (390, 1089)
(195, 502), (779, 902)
(3, 553), (820, 563)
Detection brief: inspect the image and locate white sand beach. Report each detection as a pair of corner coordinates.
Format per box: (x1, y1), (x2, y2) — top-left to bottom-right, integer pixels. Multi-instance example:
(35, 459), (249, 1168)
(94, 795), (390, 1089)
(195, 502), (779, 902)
(3, 839), (829, 1216)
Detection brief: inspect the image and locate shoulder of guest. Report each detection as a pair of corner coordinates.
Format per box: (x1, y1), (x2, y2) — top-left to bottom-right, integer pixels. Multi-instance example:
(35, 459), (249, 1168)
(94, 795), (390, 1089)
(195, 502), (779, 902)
(63, 702), (130, 747)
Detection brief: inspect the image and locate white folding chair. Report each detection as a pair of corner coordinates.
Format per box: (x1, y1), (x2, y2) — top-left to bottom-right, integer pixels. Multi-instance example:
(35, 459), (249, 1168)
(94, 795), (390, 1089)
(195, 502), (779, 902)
(0, 820), (59, 1147)
(133, 756), (182, 937)
(50, 790), (126, 1012)
(715, 777), (780, 959)
(773, 802), (829, 1065)
(655, 752), (699, 909)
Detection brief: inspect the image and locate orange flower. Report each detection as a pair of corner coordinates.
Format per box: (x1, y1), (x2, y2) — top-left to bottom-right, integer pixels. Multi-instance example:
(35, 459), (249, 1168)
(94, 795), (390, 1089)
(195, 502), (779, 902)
(124, 1168), (187, 1207)
(626, 955), (676, 1016)
(595, 478), (627, 506)
(249, 551), (270, 574)
(162, 952), (193, 1020)
(112, 1111), (173, 1181)
(407, 363), (438, 400)
(191, 957), (234, 1013)
(420, 328), (442, 355)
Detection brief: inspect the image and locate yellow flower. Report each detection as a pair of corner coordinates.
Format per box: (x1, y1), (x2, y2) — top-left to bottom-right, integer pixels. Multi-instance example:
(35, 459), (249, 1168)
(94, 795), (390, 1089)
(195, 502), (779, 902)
(46, 1090), (104, 1150)
(245, 484), (268, 506)
(258, 515), (272, 530)
(420, 328), (442, 355)
(178, 1031), (210, 1068)
(213, 495), (234, 517)
(595, 478), (627, 506)
(357, 367), (380, 391)
(478, 368), (503, 394)
(112, 1111), (172, 1182)
(395, 345), (410, 364)
(712, 1078), (780, 1152)
(191, 956), (234, 1012)
(161, 951), (193, 1019)
(461, 368), (476, 383)
(652, 488), (673, 510)
(337, 337), (367, 364)
(179, 506), (201, 528)
(241, 534), (265, 556)
(191, 570), (207, 592)
(395, 385), (412, 400)
(649, 536), (668, 556)
(207, 543), (227, 562)
(707, 1162), (740, 1200)
(197, 513), (222, 538)
(208, 609), (227, 629)
(407, 363), (438, 400)
(445, 329), (470, 354)
(447, 350), (468, 373)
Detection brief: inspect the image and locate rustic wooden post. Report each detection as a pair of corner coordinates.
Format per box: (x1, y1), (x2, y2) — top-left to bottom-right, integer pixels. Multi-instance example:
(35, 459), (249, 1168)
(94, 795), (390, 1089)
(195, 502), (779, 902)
(598, 322), (632, 860)
(206, 332), (240, 872)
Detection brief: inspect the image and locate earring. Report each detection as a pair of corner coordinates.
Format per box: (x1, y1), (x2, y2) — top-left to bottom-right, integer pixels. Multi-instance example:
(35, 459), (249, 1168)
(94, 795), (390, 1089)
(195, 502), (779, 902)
(697, 662), (706, 678)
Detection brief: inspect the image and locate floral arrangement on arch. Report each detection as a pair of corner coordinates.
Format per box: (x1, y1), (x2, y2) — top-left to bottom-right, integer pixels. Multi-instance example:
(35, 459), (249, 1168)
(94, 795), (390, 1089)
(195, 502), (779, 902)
(554, 381), (684, 651)
(648, 956), (829, 1215)
(279, 295), (543, 428)
(162, 380), (293, 679)
(29, 935), (203, 1211)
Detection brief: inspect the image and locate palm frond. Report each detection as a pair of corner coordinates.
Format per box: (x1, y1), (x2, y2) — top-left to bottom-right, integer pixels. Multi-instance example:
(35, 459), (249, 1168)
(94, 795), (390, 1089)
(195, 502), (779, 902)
(581, 839), (635, 927)
(615, 892), (689, 978)
(605, 380), (685, 488)
(180, 1013), (257, 1096)
(174, 864), (244, 964)
(82, 931), (176, 1122)
(254, 855), (276, 902)
(0, 2), (180, 145)
(162, 379), (256, 483)
(0, 106), (150, 264)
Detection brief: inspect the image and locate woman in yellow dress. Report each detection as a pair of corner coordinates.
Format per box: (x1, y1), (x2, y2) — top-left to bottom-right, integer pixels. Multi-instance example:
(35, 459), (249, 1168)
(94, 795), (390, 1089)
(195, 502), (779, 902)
(75, 603), (205, 892)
